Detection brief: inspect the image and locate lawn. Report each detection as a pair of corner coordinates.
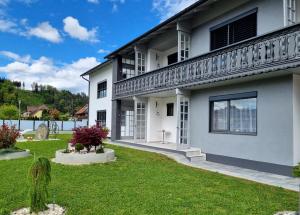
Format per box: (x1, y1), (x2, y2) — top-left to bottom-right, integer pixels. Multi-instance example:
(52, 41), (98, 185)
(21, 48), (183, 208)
(0, 134), (298, 215)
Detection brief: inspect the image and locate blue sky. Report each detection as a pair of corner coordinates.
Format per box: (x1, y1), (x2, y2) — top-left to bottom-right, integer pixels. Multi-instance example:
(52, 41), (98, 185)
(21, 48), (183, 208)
(0, 0), (196, 93)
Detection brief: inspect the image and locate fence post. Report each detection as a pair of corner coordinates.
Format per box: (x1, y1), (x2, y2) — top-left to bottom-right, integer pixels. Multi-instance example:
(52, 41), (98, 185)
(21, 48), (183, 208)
(33, 120), (35, 131)
(18, 119), (20, 130)
(74, 120), (76, 129)
(47, 120), (50, 129)
(61, 121), (64, 131)
(2, 119), (4, 125)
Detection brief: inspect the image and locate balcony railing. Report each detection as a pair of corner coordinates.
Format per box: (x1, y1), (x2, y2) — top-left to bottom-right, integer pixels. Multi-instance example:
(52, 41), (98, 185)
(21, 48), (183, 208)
(114, 24), (300, 99)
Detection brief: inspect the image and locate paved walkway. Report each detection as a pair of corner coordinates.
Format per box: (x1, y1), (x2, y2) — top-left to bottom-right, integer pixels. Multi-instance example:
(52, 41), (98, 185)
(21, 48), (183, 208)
(110, 141), (300, 192)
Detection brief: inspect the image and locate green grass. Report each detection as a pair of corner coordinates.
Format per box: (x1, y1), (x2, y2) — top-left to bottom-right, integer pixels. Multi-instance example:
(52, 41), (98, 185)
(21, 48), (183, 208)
(0, 134), (298, 215)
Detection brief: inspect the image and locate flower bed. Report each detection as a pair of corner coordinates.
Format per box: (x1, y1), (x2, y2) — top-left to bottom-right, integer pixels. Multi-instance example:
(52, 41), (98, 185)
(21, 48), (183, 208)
(0, 124), (31, 160)
(52, 125), (114, 165)
(53, 148), (115, 165)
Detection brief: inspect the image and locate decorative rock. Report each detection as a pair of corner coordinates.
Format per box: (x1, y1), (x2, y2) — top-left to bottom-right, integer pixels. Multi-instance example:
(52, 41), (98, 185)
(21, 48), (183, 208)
(0, 149), (31, 160)
(35, 124), (49, 140)
(52, 148), (116, 165)
(11, 204), (65, 215)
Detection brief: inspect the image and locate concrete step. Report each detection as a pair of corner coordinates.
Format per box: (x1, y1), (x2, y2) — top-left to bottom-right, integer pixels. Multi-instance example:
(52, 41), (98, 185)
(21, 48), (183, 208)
(186, 154), (206, 162)
(184, 149), (202, 157)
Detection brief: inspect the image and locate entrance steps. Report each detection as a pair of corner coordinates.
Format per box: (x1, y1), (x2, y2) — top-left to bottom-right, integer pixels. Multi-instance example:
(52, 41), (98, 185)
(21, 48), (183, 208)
(181, 148), (206, 163)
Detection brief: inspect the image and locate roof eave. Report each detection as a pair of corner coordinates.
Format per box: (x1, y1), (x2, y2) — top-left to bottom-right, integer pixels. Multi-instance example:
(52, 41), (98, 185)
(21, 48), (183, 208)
(104, 0), (208, 59)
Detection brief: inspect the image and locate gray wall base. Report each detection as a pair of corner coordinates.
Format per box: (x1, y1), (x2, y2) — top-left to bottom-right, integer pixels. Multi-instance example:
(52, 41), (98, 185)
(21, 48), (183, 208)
(206, 153), (294, 177)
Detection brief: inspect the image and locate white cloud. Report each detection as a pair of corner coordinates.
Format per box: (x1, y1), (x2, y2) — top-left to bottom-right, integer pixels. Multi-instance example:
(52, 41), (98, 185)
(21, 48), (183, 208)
(63, 16), (98, 43)
(87, 0), (99, 4)
(28, 22), (62, 43)
(152, 0), (197, 21)
(0, 52), (100, 93)
(109, 0), (125, 12)
(0, 50), (31, 63)
(0, 19), (18, 33)
(97, 49), (110, 54)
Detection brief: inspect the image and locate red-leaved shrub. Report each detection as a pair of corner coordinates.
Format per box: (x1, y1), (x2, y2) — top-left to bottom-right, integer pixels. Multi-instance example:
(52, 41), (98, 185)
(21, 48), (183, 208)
(0, 124), (20, 149)
(70, 125), (108, 152)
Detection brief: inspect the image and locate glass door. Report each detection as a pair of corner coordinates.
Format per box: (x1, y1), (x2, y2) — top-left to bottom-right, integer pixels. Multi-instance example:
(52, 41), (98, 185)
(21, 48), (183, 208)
(135, 101), (147, 142)
(136, 51), (146, 75)
(178, 31), (190, 61)
(178, 96), (190, 148)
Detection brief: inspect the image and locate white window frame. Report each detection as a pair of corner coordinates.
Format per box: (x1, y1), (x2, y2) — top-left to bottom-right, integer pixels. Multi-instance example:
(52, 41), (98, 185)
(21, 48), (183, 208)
(135, 51), (146, 75)
(284, 0), (297, 26)
(178, 31), (190, 62)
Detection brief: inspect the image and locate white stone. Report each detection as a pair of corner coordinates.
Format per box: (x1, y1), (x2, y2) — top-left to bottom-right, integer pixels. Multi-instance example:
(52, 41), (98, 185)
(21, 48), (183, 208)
(11, 204), (65, 215)
(52, 148), (115, 165)
(274, 212), (298, 215)
(0, 150), (31, 160)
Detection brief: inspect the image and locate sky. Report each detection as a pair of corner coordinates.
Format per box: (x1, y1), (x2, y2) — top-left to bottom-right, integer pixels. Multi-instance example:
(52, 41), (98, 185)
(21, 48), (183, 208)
(0, 0), (197, 93)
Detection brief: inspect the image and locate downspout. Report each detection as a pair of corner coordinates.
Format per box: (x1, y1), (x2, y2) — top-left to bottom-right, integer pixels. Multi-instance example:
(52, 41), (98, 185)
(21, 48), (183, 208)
(81, 75), (90, 127)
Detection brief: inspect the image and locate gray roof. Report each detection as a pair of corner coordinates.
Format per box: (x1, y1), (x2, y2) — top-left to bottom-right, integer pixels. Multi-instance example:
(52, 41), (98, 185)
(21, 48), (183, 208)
(80, 60), (112, 76)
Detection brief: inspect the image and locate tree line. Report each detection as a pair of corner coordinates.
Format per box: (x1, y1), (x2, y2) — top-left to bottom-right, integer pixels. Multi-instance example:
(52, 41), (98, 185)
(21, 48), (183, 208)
(0, 78), (88, 120)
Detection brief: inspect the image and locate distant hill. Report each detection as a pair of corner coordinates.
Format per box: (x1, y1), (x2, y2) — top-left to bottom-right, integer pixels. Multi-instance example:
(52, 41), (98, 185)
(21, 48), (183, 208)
(0, 78), (88, 116)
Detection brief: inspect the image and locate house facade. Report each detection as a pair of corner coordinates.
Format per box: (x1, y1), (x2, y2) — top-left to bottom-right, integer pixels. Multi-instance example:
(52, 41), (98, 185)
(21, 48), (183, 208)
(82, 0), (300, 176)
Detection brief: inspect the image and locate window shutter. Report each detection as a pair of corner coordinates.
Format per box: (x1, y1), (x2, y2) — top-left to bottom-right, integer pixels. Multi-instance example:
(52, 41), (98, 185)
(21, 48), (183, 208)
(231, 12), (257, 44)
(211, 25), (228, 50)
(210, 10), (257, 50)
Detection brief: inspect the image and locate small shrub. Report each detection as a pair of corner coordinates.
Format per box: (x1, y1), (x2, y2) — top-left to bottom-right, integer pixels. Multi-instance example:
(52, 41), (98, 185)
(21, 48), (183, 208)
(75, 143), (84, 152)
(0, 124), (20, 149)
(293, 163), (300, 177)
(29, 157), (51, 213)
(70, 125), (108, 152)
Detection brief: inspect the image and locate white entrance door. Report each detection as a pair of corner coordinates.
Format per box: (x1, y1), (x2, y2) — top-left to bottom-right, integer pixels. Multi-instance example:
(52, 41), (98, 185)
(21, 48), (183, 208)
(134, 100), (147, 142)
(177, 95), (190, 149)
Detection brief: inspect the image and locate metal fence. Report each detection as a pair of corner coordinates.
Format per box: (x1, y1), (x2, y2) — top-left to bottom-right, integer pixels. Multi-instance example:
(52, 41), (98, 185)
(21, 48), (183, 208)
(0, 119), (88, 131)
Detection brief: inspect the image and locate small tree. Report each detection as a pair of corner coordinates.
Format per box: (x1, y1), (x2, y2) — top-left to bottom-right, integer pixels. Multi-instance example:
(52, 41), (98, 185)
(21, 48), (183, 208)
(49, 108), (60, 120)
(0, 104), (18, 120)
(0, 124), (20, 149)
(70, 125), (108, 152)
(28, 157), (51, 213)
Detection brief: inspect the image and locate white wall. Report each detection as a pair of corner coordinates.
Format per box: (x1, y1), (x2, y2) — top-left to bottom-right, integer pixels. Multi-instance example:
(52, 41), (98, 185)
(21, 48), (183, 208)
(190, 0), (285, 57)
(146, 46), (177, 72)
(147, 97), (177, 143)
(89, 63), (113, 136)
(190, 76), (294, 166)
(293, 74), (300, 165)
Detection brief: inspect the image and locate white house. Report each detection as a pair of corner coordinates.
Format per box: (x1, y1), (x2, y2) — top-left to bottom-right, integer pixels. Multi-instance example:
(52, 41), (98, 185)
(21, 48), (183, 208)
(82, 0), (300, 176)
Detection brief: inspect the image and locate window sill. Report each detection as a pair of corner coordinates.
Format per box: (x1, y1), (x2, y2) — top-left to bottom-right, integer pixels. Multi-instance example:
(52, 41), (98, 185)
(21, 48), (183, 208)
(209, 131), (257, 136)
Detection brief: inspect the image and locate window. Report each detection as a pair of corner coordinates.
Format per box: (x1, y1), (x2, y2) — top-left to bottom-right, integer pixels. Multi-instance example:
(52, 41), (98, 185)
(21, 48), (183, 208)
(210, 92), (257, 134)
(122, 57), (135, 79)
(97, 81), (107, 98)
(136, 51), (146, 75)
(210, 9), (257, 50)
(179, 32), (190, 61)
(121, 110), (134, 137)
(122, 67), (135, 79)
(97, 110), (106, 127)
(167, 52), (178, 65)
(166, 103), (174, 116)
(286, 0), (296, 25)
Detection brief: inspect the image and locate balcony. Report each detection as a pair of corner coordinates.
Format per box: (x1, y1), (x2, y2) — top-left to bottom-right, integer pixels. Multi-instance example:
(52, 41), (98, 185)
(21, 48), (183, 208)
(114, 24), (300, 99)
